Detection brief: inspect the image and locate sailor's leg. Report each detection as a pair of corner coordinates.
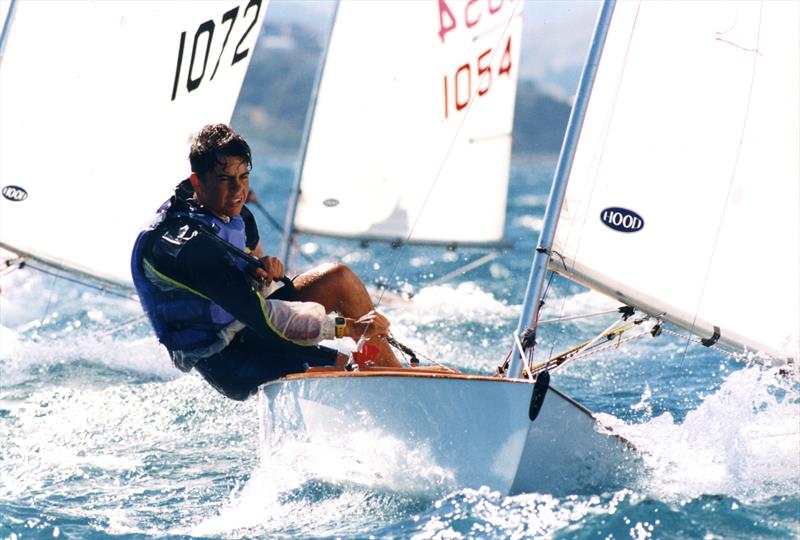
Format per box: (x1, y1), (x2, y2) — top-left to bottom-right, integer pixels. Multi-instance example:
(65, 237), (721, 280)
(278, 262), (402, 367)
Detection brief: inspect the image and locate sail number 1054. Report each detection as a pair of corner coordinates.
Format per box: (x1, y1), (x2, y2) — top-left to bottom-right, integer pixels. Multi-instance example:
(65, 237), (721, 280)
(443, 35), (513, 119)
(170, 0), (262, 101)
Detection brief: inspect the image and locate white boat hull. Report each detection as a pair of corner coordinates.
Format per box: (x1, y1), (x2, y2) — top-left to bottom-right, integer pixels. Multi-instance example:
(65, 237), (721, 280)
(258, 369), (636, 495)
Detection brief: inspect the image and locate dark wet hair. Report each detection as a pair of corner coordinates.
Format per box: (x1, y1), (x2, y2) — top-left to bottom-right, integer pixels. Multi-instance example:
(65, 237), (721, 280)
(189, 124), (252, 181)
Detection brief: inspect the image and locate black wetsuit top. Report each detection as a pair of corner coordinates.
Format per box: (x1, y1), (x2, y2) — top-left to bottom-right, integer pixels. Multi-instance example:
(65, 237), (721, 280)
(133, 180), (337, 400)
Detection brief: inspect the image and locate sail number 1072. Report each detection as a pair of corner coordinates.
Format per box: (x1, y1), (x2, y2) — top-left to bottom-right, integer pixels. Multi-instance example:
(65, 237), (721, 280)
(170, 0), (262, 101)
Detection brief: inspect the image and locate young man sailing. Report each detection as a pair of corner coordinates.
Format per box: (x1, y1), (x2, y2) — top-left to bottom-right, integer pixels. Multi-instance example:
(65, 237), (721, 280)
(131, 124), (402, 401)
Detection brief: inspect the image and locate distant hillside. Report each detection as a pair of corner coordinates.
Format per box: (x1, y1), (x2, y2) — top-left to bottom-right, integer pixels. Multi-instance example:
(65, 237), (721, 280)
(511, 81), (570, 156)
(233, 22), (571, 159)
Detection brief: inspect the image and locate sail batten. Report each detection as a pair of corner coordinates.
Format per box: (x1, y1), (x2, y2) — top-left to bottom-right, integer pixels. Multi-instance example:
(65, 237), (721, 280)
(289, 228), (513, 250)
(551, 0), (800, 361)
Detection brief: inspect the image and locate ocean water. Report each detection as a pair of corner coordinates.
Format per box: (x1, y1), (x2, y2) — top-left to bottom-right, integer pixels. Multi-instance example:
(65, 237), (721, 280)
(1, 158), (798, 539)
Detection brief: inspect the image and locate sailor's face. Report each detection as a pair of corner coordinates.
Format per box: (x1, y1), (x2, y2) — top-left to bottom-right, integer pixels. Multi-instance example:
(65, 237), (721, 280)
(194, 156), (250, 218)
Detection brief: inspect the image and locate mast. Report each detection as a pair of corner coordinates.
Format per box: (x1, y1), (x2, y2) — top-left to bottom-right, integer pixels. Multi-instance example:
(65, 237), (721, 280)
(507, 0), (617, 378)
(279, 0), (340, 269)
(0, 0), (17, 59)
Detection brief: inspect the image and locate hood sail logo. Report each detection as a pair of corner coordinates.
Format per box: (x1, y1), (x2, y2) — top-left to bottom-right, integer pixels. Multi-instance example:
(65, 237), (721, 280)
(2, 185), (28, 202)
(600, 207), (644, 233)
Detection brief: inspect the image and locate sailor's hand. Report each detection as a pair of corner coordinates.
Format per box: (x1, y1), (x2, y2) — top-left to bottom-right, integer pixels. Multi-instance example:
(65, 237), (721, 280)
(348, 310), (390, 341)
(254, 256), (284, 284)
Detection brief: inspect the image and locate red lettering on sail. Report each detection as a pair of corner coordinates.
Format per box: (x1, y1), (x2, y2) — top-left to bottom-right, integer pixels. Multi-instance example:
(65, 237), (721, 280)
(477, 48), (492, 95)
(440, 3), (519, 119)
(465, 0), (481, 28)
(438, 0), (457, 43)
(455, 63), (471, 111)
(443, 75), (449, 119)
(498, 35), (512, 77)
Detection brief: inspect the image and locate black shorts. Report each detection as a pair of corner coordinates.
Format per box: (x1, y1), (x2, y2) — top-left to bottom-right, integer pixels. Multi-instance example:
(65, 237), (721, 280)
(194, 326), (338, 401)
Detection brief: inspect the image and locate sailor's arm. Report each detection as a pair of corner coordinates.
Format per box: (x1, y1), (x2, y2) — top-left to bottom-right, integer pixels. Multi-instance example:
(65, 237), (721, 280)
(145, 228), (325, 346)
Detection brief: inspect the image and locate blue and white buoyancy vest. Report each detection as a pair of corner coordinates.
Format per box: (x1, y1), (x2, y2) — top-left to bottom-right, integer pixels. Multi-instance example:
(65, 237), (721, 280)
(131, 187), (252, 366)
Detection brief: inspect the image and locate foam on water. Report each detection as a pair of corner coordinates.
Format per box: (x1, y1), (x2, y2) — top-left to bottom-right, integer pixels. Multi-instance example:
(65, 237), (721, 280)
(1, 266), (177, 386)
(514, 194), (550, 207)
(190, 438), (448, 538)
(191, 468), (425, 538)
(1, 367), (260, 537)
(598, 365), (800, 503)
(0, 327), (174, 386)
(398, 282), (518, 323)
(511, 215), (545, 232)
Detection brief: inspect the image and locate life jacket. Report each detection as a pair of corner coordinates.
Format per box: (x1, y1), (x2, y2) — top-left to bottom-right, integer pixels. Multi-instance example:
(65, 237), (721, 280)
(131, 181), (256, 357)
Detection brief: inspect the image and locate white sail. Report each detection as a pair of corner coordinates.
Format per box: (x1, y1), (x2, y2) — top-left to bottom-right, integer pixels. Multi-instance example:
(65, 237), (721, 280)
(292, 0), (522, 246)
(551, 0), (800, 360)
(0, 0), (267, 287)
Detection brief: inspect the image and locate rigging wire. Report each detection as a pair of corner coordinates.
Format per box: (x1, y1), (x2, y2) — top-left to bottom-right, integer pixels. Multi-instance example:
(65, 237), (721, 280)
(563, 327), (650, 362)
(425, 252), (501, 289)
(526, 314), (654, 378)
(536, 269), (559, 368)
(22, 262), (138, 301)
(2, 252), (150, 359)
(494, 269), (552, 376)
(1, 255), (141, 340)
(93, 314), (149, 338)
(35, 265), (61, 337)
(248, 194), (316, 265)
(537, 308), (620, 325)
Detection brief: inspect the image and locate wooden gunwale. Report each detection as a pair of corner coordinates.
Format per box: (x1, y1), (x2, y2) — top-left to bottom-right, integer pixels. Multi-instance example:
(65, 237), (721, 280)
(285, 366), (522, 383)
(278, 367), (593, 417)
